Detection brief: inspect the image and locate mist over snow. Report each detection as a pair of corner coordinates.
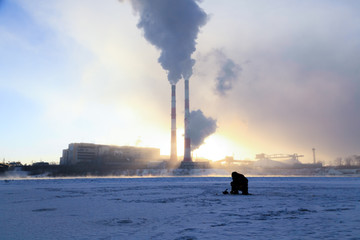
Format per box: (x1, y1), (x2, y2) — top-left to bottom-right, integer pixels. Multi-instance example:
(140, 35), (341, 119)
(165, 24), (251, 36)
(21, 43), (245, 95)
(1, 177), (359, 239)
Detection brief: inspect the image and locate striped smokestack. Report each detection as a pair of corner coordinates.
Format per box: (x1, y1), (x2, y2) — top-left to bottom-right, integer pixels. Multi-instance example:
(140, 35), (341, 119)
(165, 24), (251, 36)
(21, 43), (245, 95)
(170, 84), (177, 162)
(183, 78), (192, 162)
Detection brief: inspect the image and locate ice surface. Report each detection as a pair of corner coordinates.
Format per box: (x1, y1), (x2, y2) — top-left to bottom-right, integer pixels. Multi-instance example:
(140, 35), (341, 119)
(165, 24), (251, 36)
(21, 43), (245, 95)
(1, 177), (359, 240)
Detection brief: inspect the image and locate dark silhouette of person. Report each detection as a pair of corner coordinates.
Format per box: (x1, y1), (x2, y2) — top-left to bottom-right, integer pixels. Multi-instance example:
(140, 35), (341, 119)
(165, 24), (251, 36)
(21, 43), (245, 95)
(230, 172), (248, 195)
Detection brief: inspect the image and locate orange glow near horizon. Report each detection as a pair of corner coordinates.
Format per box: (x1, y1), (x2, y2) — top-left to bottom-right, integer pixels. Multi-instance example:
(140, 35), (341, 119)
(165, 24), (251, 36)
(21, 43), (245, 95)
(120, 127), (253, 162)
(192, 134), (252, 161)
(150, 131), (254, 162)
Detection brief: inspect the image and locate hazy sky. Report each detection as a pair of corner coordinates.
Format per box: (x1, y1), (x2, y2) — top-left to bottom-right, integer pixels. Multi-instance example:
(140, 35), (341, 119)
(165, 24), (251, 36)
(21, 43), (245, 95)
(1, 0), (359, 164)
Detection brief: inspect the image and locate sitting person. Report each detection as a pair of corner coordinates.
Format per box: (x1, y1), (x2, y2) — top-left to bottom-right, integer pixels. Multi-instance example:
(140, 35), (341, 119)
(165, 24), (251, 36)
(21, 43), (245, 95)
(230, 172), (248, 195)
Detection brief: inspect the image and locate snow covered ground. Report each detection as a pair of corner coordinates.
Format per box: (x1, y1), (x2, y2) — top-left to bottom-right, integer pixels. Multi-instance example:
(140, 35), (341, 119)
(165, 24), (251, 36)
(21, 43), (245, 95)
(1, 177), (359, 240)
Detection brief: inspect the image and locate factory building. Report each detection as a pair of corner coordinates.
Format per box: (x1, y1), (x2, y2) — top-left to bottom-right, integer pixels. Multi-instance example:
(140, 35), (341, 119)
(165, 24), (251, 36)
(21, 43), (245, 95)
(60, 143), (160, 166)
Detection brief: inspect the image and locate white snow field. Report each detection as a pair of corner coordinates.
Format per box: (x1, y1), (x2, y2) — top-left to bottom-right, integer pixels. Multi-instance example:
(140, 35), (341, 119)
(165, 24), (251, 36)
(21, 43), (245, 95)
(1, 177), (359, 240)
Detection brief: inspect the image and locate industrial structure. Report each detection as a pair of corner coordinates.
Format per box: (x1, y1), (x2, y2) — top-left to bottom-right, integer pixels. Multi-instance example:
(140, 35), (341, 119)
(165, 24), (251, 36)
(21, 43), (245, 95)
(255, 153), (304, 162)
(312, 148), (316, 164)
(176, 78), (210, 169)
(170, 84), (177, 163)
(60, 143), (160, 167)
(183, 78), (192, 162)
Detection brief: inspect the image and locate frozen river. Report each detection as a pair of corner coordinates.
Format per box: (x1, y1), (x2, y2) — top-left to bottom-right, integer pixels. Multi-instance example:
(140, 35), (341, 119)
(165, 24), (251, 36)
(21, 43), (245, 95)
(1, 177), (359, 240)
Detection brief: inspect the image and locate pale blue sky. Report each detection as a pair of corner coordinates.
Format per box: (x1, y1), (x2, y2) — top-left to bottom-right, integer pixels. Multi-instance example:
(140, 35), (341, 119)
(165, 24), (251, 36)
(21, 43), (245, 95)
(1, 0), (360, 164)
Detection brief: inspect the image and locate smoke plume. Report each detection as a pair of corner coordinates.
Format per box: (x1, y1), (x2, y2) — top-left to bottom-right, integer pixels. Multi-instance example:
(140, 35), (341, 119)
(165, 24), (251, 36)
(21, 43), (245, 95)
(188, 110), (217, 150)
(213, 49), (242, 96)
(130, 0), (208, 84)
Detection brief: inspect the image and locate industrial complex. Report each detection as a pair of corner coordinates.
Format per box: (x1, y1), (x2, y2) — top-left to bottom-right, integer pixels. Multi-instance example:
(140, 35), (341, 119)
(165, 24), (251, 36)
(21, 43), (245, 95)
(60, 143), (161, 168)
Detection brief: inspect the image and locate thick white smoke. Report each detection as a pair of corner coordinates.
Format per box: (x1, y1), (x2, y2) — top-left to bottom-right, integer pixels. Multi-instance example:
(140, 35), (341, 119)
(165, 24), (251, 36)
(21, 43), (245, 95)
(126, 0), (217, 151)
(188, 110), (217, 150)
(129, 0), (207, 84)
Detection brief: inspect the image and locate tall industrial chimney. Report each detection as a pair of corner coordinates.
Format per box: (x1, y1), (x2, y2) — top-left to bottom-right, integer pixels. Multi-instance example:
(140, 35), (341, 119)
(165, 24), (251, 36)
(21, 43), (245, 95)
(312, 148), (316, 164)
(170, 84), (177, 162)
(183, 78), (192, 162)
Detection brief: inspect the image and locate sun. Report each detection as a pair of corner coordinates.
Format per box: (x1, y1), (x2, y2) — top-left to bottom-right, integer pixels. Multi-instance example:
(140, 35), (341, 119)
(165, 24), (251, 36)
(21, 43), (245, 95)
(125, 128), (251, 162)
(192, 134), (247, 162)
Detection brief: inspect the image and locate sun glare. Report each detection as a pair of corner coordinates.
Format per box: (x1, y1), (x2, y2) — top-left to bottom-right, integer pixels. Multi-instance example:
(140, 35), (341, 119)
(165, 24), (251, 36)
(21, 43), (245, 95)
(192, 134), (246, 161)
(123, 127), (252, 162)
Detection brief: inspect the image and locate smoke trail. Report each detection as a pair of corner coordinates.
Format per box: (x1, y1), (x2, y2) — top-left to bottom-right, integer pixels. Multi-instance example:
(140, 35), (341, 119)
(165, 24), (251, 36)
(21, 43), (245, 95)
(130, 0), (208, 84)
(213, 49), (242, 96)
(188, 110), (217, 150)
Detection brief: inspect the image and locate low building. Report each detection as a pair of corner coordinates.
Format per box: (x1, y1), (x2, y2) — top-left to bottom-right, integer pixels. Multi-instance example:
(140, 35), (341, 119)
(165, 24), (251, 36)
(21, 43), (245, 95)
(60, 143), (160, 167)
